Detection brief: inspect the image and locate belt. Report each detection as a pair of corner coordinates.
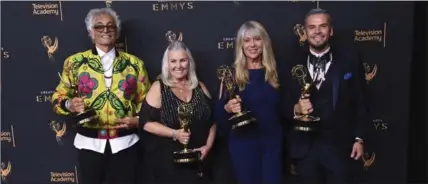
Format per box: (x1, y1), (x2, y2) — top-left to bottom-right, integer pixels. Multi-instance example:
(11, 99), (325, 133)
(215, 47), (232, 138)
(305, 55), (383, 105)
(76, 127), (137, 139)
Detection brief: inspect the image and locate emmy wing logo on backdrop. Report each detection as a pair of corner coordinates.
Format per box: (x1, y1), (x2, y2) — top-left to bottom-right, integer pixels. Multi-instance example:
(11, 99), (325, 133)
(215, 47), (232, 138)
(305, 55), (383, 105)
(153, 1), (194, 11)
(165, 30), (183, 42)
(362, 152), (376, 171)
(1, 125), (16, 147)
(115, 35), (128, 53)
(363, 62), (378, 84)
(1, 47), (10, 59)
(49, 121), (66, 145)
(105, 0), (112, 8)
(288, 164), (298, 175)
(41, 36), (59, 62)
(293, 24), (307, 46)
(354, 22), (387, 48)
(32, 1), (63, 21)
(1, 161), (11, 182)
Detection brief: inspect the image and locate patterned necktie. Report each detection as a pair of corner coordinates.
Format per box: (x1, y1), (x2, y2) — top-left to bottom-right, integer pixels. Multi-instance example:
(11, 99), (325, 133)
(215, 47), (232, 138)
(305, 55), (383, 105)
(309, 52), (331, 88)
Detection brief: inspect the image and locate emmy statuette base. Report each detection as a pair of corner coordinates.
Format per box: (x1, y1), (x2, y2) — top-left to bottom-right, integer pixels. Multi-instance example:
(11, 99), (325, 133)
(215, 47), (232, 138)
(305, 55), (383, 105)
(173, 149), (201, 163)
(229, 111), (256, 130)
(293, 115), (320, 132)
(73, 109), (98, 125)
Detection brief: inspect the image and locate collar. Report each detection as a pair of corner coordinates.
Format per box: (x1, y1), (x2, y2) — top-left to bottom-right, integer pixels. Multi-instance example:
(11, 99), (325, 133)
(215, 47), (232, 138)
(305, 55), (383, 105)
(308, 48), (333, 71)
(91, 45), (120, 57)
(96, 47), (115, 58)
(309, 46), (330, 57)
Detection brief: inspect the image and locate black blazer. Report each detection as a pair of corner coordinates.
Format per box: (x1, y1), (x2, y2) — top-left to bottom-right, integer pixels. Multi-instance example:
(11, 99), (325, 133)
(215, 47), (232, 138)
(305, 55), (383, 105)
(279, 44), (370, 159)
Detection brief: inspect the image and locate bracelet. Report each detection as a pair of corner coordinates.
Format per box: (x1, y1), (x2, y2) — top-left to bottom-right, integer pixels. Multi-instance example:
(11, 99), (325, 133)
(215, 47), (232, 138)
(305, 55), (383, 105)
(172, 130), (177, 141)
(65, 99), (71, 111)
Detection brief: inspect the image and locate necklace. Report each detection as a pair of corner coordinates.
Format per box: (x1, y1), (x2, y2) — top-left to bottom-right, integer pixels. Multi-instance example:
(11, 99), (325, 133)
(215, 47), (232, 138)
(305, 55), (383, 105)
(103, 61), (114, 79)
(173, 80), (188, 92)
(176, 87), (185, 93)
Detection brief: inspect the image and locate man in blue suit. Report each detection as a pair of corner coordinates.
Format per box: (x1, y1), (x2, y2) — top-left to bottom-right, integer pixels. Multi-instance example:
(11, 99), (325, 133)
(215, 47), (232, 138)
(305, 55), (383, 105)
(281, 8), (369, 183)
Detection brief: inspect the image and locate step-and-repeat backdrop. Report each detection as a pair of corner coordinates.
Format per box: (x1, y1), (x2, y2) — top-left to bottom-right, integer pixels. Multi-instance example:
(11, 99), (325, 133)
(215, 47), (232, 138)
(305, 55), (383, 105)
(1, 1), (413, 183)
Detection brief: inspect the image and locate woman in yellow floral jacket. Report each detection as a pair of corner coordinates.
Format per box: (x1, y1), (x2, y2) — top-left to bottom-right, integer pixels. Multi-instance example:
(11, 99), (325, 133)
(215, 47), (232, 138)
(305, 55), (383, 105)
(51, 8), (150, 184)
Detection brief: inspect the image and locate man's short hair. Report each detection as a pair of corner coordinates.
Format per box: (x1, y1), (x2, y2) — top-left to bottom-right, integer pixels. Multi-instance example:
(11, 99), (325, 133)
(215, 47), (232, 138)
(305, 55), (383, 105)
(304, 8), (332, 26)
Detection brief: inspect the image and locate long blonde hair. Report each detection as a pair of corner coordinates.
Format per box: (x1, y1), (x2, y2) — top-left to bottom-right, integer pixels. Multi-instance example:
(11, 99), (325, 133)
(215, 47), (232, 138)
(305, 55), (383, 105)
(234, 21), (279, 91)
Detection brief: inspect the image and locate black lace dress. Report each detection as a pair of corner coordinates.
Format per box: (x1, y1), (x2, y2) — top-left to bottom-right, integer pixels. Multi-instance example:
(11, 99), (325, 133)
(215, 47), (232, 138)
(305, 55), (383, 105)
(138, 80), (214, 184)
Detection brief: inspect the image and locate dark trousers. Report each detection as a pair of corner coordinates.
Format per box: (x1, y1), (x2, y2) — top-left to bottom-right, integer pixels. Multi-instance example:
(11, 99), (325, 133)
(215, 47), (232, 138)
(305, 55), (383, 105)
(293, 139), (357, 184)
(211, 137), (237, 184)
(77, 141), (139, 184)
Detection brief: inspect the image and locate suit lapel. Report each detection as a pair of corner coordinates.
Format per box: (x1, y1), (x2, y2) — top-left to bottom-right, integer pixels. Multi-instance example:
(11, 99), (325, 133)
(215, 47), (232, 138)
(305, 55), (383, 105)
(298, 51), (312, 85)
(328, 51), (341, 110)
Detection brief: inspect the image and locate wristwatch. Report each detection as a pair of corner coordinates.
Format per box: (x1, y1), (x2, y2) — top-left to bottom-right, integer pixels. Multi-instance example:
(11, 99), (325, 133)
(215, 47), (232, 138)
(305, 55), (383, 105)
(172, 130), (177, 141)
(355, 137), (364, 145)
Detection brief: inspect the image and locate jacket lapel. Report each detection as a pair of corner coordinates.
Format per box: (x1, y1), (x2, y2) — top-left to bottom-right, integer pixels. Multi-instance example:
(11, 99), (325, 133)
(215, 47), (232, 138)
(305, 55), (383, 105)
(328, 51), (341, 110)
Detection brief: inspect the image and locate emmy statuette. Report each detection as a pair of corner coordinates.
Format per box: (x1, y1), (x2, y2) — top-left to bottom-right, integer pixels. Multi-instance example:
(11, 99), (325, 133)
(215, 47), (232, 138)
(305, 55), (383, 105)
(173, 103), (201, 163)
(58, 71), (98, 125)
(291, 64), (320, 132)
(217, 65), (256, 130)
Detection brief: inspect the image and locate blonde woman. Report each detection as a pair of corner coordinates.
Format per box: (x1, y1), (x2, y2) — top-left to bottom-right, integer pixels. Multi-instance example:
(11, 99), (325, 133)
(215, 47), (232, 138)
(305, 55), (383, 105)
(214, 21), (283, 184)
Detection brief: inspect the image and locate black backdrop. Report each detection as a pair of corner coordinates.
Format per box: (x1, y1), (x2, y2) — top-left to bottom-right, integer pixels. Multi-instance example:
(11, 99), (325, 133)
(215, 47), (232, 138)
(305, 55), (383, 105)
(1, 1), (417, 184)
(407, 1), (427, 183)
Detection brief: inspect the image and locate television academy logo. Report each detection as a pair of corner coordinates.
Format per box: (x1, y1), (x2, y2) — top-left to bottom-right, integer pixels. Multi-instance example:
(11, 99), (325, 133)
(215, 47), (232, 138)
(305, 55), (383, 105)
(41, 36), (59, 62)
(363, 62), (378, 84)
(354, 22), (387, 47)
(1, 125), (16, 147)
(49, 121), (67, 145)
(1, 161), (11, 182)
(293, 24), (307, 46)
(362, 152), (376, 171)
(50, 170), (77, 183)
(32, 1), (63, 21)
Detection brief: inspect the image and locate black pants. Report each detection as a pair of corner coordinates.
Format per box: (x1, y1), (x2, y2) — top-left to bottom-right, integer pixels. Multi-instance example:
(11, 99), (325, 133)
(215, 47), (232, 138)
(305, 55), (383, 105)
(77, 141), (138, 184)
(211, 137), (238, 184)
(293, 140), (358, 184)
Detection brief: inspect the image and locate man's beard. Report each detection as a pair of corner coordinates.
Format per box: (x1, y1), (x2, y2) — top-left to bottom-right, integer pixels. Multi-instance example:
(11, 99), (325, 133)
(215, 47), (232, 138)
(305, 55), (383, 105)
(308, 37), (330, 52)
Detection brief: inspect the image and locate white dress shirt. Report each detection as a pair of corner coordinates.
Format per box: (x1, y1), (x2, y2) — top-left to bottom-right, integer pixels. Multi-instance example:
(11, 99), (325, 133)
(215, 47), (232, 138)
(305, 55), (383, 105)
(73, 47), (139, 154)
(308, 47), (332, 89)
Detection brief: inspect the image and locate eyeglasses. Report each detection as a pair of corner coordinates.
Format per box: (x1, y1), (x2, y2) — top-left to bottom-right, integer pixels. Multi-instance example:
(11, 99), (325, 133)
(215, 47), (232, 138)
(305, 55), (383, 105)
(93, 25), (116, 32)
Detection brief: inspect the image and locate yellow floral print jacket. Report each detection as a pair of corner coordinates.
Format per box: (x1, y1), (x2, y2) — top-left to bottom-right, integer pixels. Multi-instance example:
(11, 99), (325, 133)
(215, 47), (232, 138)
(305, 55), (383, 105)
(51, 48), (151, 129)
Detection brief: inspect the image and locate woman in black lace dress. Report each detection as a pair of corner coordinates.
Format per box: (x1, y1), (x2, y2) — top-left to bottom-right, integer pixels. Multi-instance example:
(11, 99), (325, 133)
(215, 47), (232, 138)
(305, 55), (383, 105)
(138, 41), (216, 184)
